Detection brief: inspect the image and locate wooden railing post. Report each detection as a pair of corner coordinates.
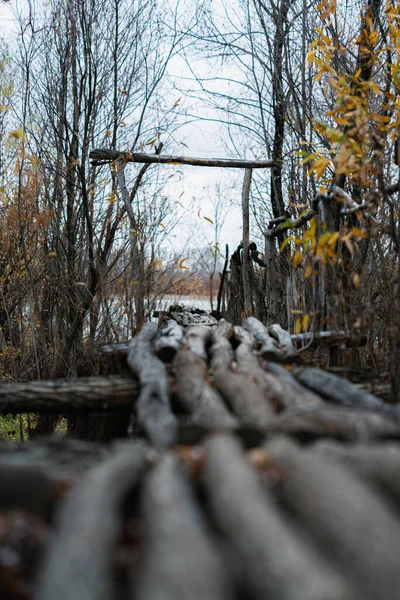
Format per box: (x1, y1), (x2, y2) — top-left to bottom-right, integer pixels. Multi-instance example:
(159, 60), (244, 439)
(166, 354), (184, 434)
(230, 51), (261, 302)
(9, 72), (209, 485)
(242, 169), (253, 318)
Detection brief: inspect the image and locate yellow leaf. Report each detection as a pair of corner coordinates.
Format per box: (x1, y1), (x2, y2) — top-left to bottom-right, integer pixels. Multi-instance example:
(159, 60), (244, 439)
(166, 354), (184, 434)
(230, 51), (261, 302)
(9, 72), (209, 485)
(293, 250), (303, 268)
(302, 314), (310, 332)
(280, 236), (296, 252)
(294, 317), (302, 335)
(304, 264), (313, 279)
(307, 49), (318, 64)
(327, 231), (340, 247)
(172, 97), (181, 108)
(333, 116), (350, 125)
(319, 231), (332, 247)
(105, 130), (111, 136)
(350, 227), (367, 238)
(179, 258), (189, 269)
(146, 137), (157, 147)
(353, 273), (360, 287)
(204, 216), (214, 224)
(10, 127), (26, 142)
(157, 221), (165, 228)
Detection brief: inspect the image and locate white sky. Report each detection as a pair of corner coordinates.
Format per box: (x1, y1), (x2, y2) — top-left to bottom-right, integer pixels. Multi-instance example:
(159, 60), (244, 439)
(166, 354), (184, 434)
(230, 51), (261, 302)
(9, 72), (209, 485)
(0, 0), (245, 261)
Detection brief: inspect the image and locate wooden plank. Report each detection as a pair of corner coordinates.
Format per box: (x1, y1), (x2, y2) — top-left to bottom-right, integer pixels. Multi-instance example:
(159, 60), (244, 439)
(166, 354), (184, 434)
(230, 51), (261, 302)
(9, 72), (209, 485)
(90, 148), (276, 169)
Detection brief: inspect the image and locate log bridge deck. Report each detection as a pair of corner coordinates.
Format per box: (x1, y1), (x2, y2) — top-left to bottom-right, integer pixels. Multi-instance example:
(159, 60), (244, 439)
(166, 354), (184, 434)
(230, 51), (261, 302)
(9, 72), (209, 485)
(0, 315), (399, 600)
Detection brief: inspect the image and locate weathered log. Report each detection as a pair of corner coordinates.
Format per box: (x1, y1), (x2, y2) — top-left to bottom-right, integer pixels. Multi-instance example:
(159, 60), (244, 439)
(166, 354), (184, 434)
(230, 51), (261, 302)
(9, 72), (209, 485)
(232, 324), (254, 346)
(173, 349), (238, 430)
(268, 437), (400, 600)
(233, 330), (319, 412)
(89, 148), (276, 169)
(294, 367), (400, 422)
(0, 376), (137, 414)
(128, 323), (177, 449)
(203, 434), (355, 600)
(134, 454), (230, 600)
(267, 324), (298, 362)
(267, 406), (400, 441)
(153, 319), (184, 363)
(262, 362), (323, 409)
(243, 317), (280, 359)
(313, 440), (400, 504)
(173, 350), (207, 413)
(213, 367), (273, 428)
(209, 322), (234, 370)
(244, 317), (296, 363)
(37, 442), (148, 600)
(184, 325), (212, 360)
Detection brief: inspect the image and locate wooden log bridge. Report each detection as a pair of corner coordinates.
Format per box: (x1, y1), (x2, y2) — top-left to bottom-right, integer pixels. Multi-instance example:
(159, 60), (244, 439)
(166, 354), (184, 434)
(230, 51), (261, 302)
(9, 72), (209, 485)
(1, 315), (400, 599)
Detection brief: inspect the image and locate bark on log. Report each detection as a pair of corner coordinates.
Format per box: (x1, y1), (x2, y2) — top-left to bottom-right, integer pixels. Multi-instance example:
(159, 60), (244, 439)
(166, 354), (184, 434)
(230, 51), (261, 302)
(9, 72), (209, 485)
(213, 367), (273, 428)
(244, 317), (280, 359)
(294, 367), (400, 422)
(0, 376), (137, 414)
(268, 324), (298, 362)
(209, 323), (234, 370)
(89, 148), (276, 169)
(127, 323), (177, 449)
(234, 338), (282, 412)
(184, 325), (212, 360)
(37, 442), (148, 600)
(267, 437), (400, 600)
(267, 406), (400, 441)
(232, 328), (318, 412)
(313, 440), (400, 504)
(262, 362), (323, 410)
(153, 319), (184, 363)
(133, 454), (230, 600)
(203, 434), (355, 600)
(173, 350), (238, 430)
(244, 317), (297, 363)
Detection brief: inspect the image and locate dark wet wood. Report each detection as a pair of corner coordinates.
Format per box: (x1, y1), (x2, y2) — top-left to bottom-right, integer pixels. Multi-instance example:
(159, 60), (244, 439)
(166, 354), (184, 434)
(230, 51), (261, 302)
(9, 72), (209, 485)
(0, 376), (137, 414)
